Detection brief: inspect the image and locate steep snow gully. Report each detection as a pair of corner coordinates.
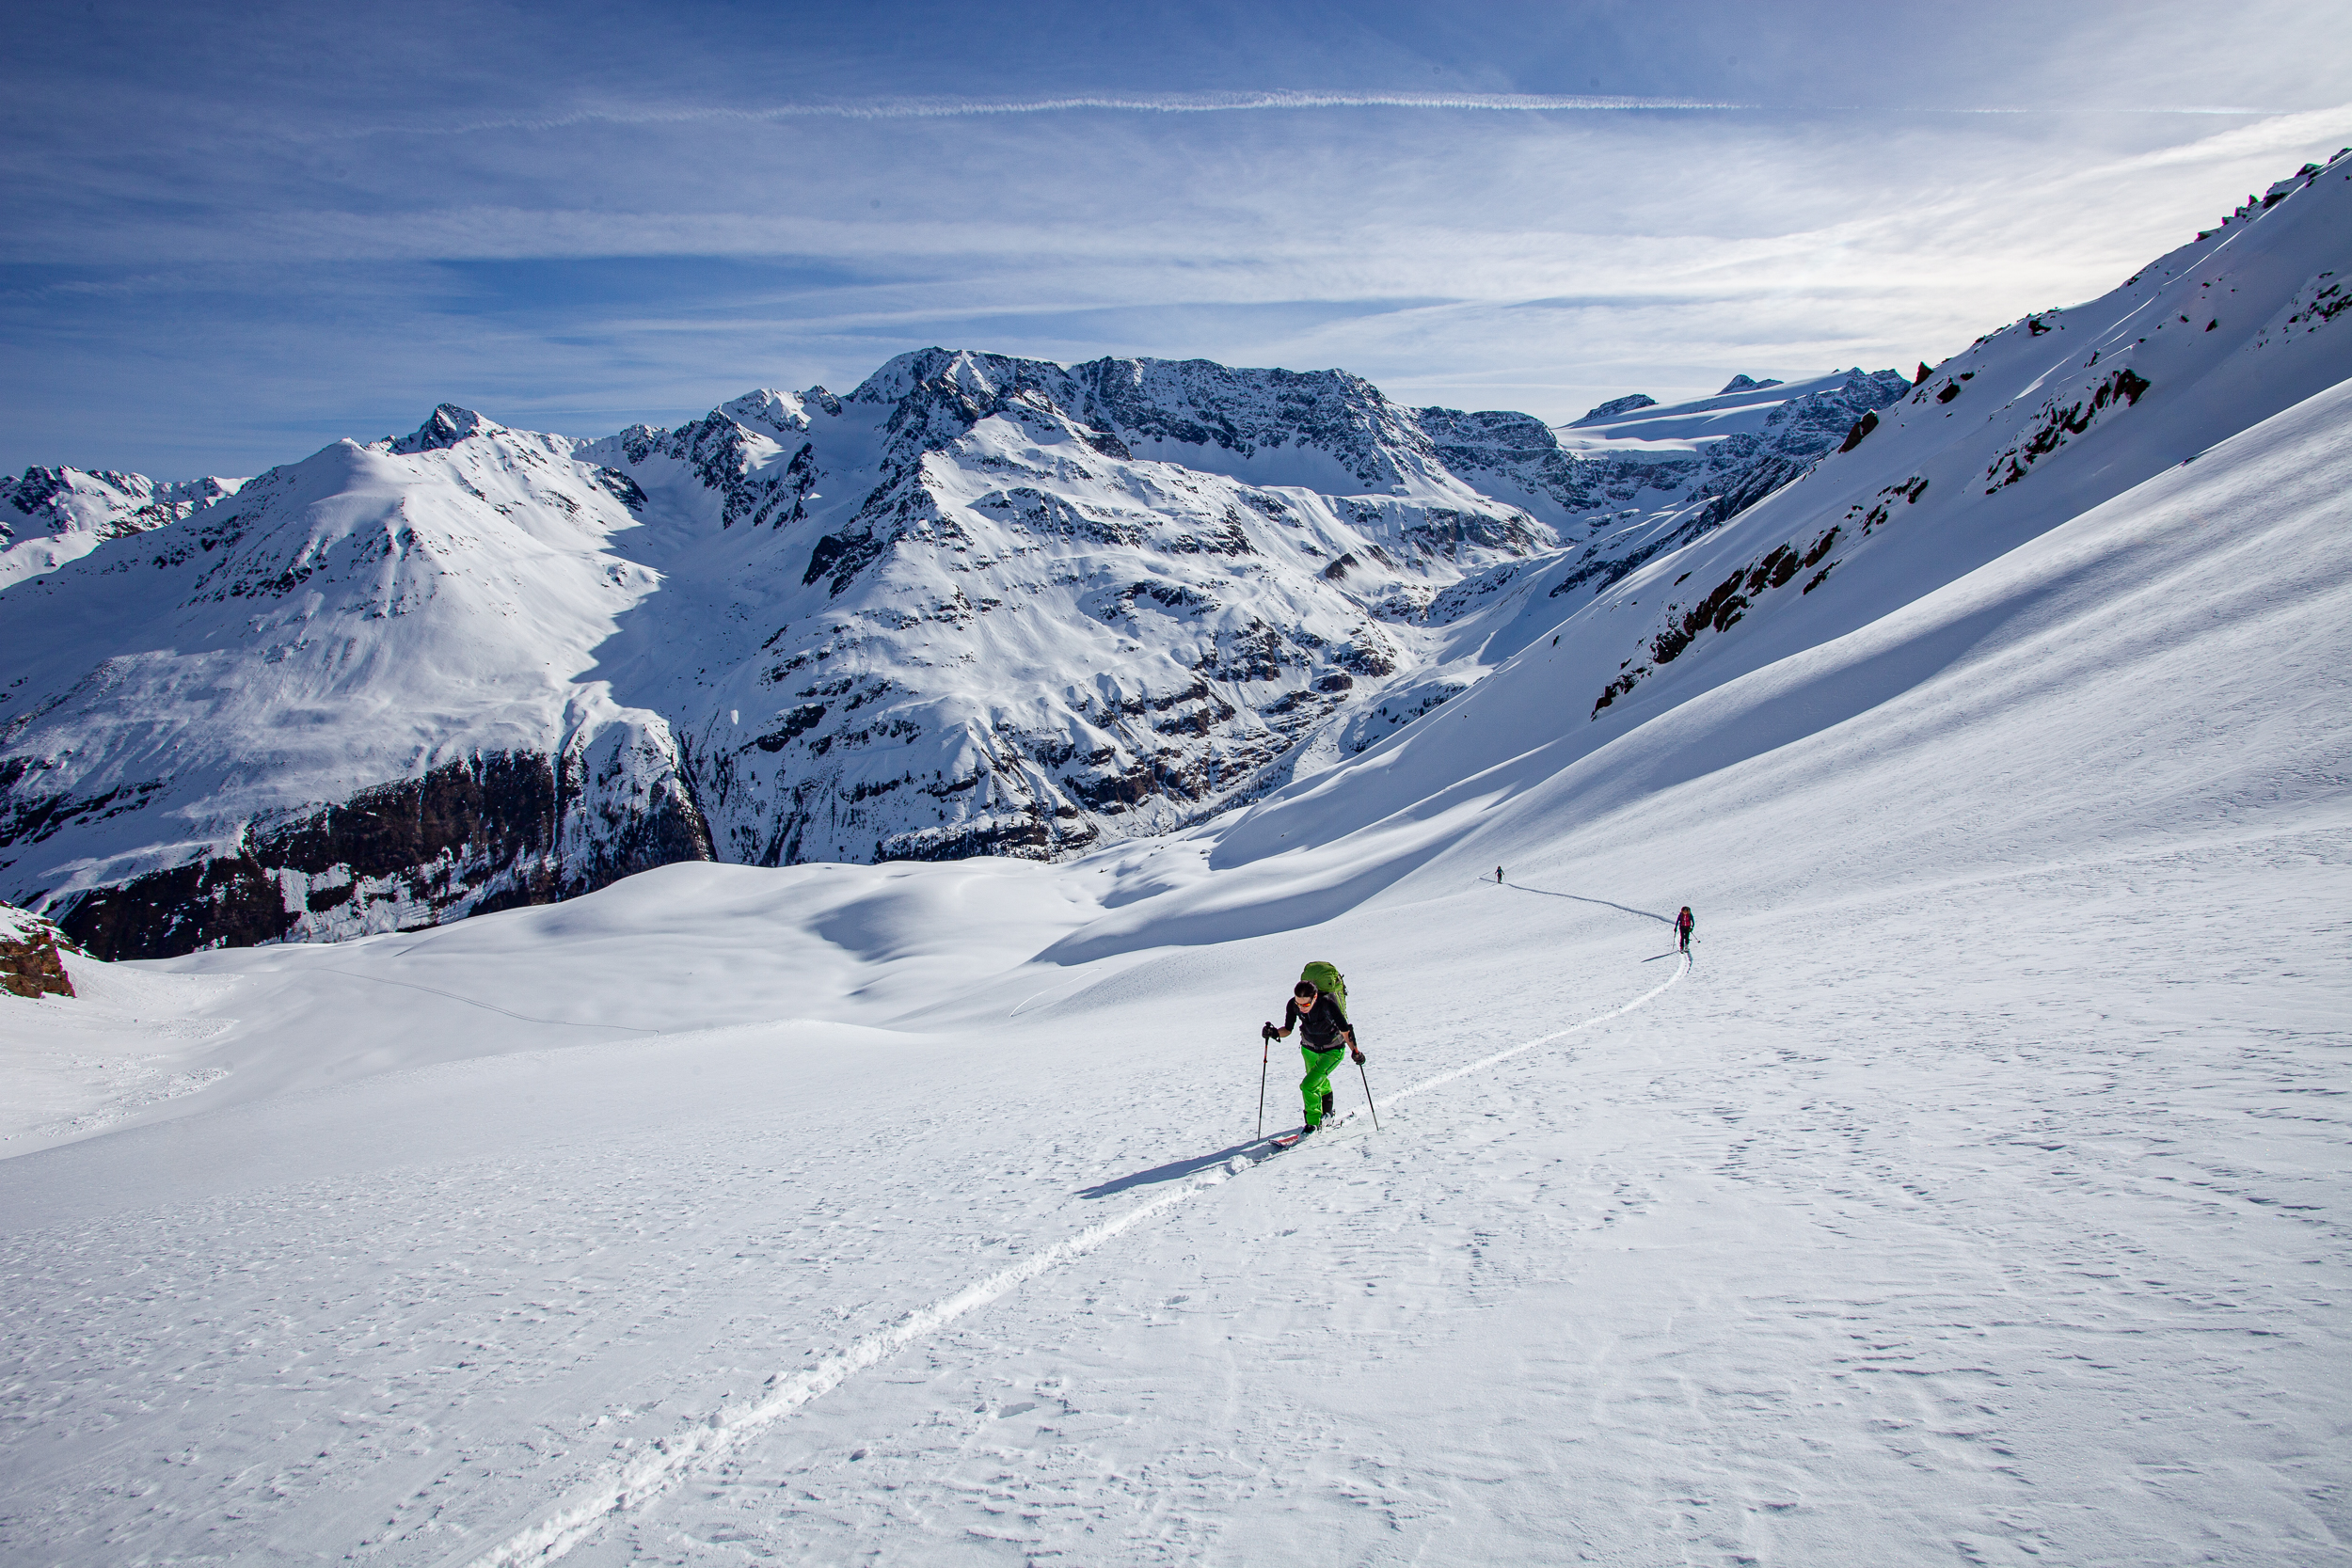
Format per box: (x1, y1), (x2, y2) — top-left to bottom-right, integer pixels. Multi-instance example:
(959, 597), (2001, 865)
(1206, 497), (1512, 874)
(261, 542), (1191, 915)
(469, 936), (1692, 1568)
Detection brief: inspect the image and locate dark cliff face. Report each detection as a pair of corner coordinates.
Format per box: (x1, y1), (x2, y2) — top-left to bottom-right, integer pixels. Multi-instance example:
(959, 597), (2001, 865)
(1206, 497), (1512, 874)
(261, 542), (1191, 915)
(46, 749), (714, 961)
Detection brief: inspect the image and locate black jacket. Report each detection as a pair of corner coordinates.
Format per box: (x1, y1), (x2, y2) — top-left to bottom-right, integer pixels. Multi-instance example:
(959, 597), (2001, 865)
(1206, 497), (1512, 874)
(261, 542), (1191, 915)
(1284, 992), (1354, 1048)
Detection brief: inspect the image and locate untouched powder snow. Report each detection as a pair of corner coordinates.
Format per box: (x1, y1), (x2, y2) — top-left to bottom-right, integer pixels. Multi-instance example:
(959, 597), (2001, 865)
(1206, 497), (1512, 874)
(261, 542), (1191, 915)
(1, 345), (2346, 1566)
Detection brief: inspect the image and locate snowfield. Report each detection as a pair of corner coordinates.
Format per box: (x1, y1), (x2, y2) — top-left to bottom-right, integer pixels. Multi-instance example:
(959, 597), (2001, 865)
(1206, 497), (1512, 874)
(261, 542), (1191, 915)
(3, 321), (2348, 1568)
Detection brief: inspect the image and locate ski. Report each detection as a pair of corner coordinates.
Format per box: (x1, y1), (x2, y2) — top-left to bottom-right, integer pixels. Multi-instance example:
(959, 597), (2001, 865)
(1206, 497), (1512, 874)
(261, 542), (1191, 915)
(1269, 1114), (1361, 1150)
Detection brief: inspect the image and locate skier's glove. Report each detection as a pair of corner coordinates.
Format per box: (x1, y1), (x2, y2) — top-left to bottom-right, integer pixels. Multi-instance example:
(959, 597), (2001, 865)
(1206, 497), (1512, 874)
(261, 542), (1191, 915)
(1350, 1047), (1366, 1065)
(1262, 1022), (1277, 1040)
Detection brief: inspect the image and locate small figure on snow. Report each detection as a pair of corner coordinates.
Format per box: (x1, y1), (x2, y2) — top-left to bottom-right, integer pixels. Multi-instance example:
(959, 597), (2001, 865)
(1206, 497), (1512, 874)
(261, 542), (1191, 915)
(1263, 974), (1362, 1134)
(1496, 865), (1505, 885)
(1675, 906), (1694, 952)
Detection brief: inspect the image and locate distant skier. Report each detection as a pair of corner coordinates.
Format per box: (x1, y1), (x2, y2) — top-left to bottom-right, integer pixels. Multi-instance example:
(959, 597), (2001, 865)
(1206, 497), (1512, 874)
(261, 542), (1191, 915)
(1675, 906), (1694, 952)
(1263, 977), (1362, 1134)
(1496, 865), (1504, 885)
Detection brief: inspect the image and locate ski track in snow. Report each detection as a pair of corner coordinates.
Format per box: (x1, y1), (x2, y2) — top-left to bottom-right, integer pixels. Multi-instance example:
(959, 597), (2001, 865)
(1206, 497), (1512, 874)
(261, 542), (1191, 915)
(316, 967), (665, 1035)
(466, 947), (1692, 1567)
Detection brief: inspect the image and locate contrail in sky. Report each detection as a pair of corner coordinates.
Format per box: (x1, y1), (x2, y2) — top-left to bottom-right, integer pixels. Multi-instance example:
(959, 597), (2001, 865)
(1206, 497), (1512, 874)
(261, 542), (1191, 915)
(351, 90), (2282, 141)
(438, 91), (1756, 135)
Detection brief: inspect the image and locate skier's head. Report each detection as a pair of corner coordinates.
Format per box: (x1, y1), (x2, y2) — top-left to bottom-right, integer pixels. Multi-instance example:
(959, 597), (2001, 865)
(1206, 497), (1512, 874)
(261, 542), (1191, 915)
(1294, 981), (1318, 1004)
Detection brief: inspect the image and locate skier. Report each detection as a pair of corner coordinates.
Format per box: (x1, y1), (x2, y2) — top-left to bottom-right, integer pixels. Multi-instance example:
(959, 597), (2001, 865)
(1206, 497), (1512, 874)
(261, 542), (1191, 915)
(1263, 978), (1363, 1135)
(1496, 865), (1505, 885)
(1675, 906), (1694, 952)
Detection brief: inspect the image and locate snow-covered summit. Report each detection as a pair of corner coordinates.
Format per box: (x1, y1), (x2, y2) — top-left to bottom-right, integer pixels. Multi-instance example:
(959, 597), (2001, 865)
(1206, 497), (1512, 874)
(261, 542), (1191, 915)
(828, 347), (1481, 500)
(0, 426), (698, 957)
(385, 403), (508, 454)
(1577, 391), (1658, 421)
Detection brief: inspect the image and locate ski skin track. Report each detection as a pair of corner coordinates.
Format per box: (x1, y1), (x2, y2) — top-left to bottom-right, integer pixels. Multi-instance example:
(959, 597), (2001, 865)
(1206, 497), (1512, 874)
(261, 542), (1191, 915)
(458, 944), (1692, 1567)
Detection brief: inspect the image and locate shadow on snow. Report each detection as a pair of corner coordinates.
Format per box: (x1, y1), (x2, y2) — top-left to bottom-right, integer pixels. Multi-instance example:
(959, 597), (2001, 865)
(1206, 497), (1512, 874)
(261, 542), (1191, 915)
(1502, 881), (1673, 927)
(1077, 1136), (1272, 1200)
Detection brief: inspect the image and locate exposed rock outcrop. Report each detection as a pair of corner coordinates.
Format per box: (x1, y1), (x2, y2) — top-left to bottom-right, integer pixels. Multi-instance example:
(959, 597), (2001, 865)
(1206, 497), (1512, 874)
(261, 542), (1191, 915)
(0, 902), (76, 998)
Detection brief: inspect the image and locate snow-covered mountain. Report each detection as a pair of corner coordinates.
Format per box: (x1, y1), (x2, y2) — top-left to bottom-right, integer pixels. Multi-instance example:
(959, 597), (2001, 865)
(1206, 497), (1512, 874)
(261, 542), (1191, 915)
(3, 150), (2345, 962)
(0, 356), (1562, 957)
(568, 351), (1556, 871)
(0, 419), (707, 958)
(0, 346), (1906, 958)
(0, 466), (246, 590)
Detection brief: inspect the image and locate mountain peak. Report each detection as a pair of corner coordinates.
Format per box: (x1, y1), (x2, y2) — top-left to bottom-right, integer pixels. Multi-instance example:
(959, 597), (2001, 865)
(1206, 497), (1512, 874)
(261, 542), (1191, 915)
(1577, 393), (1659, 422)
(1717, 374), (1784, 395)
(389, 404), (504, 454)
(719, 388), (817, 438)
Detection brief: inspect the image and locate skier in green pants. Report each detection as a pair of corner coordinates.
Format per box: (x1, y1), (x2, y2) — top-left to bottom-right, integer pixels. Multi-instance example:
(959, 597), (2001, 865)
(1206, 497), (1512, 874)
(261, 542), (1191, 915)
(1263, 978), (1363, 1134)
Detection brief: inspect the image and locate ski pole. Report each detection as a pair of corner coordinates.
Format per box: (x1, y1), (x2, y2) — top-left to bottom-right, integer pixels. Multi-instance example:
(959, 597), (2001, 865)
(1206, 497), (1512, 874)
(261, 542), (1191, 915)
(1357, 1054), (1379, 1131)
(1256, 1030), (1270, 1140)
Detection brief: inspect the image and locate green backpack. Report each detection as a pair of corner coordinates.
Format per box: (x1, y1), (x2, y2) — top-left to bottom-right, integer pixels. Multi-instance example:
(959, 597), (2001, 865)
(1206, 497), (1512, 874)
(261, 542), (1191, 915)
(1299, 960), (1347, 1017)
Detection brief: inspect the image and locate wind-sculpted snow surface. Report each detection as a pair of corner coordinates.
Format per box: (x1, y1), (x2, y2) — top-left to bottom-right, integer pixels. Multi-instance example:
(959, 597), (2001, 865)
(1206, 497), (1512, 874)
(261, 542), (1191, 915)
(1, 356), (2345, 1565)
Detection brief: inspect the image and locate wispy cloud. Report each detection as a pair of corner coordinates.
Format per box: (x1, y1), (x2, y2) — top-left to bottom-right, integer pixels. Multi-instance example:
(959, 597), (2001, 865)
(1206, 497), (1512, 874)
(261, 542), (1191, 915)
(5, 0), (2349, 473)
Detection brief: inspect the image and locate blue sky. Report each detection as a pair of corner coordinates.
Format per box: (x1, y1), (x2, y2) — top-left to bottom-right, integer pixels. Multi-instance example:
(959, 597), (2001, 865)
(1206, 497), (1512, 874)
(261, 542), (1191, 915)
(5, 0), (2348, 476)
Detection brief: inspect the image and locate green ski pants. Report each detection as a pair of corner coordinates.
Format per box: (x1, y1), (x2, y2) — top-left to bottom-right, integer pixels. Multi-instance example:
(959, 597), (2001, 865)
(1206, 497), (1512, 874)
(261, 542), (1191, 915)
(1300, 1045), (1345, 1127)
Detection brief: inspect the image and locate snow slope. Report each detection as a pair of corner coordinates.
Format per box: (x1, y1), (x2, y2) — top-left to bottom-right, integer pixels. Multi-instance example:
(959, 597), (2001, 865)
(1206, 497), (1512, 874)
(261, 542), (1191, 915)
(1217, 145), (2352, 853)
(2, 339), (2345, 1566)
(0, 465), (245, 590)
